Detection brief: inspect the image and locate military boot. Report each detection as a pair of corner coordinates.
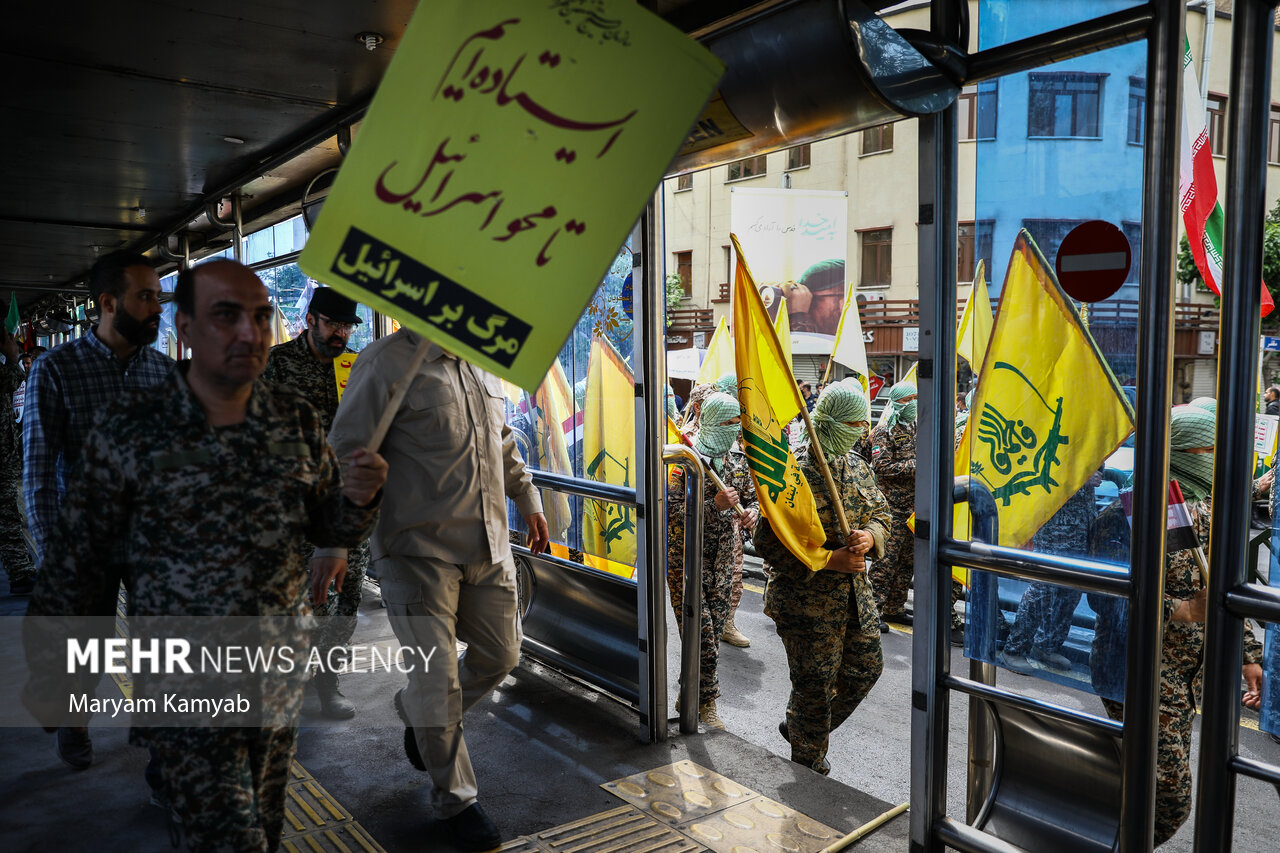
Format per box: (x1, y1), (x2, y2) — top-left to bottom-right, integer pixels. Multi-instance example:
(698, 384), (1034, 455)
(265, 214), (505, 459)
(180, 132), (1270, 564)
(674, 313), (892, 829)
(698, 700), (726, 730)
(721, 615), (750, 648)
(314, 671), (356, 720)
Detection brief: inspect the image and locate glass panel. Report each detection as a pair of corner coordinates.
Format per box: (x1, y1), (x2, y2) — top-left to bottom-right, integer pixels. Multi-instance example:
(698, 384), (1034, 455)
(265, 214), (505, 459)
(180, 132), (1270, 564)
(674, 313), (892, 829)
(504, 241), (638, 582)
(962, 38), (1145, 695)
(977, 0), (1146, 52)
(1263, 520), (1280, 737)
(257, 261), (375, 352)
(154, 271), (180, 359)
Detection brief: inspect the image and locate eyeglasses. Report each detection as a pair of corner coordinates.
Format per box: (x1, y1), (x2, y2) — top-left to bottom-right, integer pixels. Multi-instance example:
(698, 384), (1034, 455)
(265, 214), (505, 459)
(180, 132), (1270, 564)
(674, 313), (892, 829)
(317, 314), (355, 333)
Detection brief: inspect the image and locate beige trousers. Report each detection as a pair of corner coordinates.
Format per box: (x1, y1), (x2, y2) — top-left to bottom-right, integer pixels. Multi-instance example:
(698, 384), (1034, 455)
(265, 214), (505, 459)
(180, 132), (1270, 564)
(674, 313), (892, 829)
(375, 552), (521, 817)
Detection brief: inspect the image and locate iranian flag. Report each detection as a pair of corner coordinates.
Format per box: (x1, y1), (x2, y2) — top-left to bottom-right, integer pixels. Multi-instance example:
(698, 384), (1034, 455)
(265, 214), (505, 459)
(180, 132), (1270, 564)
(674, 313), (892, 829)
(1180, 38), (1275, 316)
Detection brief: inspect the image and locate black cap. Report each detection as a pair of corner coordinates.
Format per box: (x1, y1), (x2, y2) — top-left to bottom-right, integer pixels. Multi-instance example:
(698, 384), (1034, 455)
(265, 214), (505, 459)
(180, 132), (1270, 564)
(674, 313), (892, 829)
(308, 287), (362, 324)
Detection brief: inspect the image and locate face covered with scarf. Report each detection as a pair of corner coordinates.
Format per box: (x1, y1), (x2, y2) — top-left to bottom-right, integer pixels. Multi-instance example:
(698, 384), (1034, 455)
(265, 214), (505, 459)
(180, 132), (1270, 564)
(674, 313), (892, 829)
(715, 373), (738, 396)
(1169, 404), (1215, 501)
(884, 381), (918, 429)
(694, 392), (741, 458)
(811, 384), (871, 457)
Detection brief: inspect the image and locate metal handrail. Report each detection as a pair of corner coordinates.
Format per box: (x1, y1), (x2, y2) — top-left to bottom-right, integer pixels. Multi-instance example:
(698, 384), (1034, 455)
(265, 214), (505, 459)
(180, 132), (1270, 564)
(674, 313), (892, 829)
(1224, 582), (1280, 625)
(940, 541), (1133, 597)
(946, 675), (1124, 738)
(529, 469), (637, 507)
(663, 444), (704, 736)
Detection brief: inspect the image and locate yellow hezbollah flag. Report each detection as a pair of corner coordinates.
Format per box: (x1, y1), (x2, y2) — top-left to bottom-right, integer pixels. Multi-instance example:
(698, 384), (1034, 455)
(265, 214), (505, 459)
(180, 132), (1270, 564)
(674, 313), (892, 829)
(775, 296), (792, 374)
(529, 359), (574, 541)
(334, 352), (358, 403)
(696, 316), (735, 387)
(956, 231), (1133, 547)
(957, 260), (994, 374)
(583, 337), (637, 578)
(731, 234), (831, 571)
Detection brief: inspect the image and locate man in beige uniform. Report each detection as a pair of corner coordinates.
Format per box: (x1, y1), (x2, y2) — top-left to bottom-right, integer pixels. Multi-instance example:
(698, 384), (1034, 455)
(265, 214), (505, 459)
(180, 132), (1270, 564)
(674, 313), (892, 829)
(329, 328), (547, 852)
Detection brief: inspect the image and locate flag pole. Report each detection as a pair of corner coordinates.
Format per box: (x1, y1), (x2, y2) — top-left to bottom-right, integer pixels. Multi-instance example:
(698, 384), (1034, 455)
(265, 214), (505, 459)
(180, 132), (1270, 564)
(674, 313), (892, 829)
(367, 336), (432, 452)
(675, 432), (749, 519)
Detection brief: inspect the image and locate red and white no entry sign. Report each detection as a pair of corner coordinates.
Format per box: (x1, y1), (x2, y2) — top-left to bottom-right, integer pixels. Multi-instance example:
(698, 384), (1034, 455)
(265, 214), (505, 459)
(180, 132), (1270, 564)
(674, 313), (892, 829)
(1055, 220), (1132, 303)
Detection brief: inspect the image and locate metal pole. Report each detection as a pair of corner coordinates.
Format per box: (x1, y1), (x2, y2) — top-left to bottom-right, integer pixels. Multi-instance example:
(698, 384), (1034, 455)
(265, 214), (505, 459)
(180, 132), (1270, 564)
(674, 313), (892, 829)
(910, 2), (960, 848)
(232, 193), (244, 264)
(1196, 1), (1275, 848)
(1123, 2), (1184, 850)
(663, 444), (704, 735)
(636, 201), (670, 743)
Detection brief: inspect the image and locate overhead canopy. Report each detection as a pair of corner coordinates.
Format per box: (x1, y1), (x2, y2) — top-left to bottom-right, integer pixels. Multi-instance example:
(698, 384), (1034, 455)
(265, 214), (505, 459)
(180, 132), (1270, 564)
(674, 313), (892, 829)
(0, 0), (924, 321)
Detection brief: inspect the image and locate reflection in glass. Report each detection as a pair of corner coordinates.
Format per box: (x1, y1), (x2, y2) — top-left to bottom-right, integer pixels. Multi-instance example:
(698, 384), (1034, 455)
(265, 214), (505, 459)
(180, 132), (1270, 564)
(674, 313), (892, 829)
(503, 242), (638, 582)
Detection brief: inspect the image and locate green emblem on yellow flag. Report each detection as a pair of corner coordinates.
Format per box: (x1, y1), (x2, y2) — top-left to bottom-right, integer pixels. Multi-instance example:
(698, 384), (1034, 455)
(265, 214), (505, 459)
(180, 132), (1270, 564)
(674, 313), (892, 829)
(956, 230), (1133, 547)
(731, 234), (832, 571)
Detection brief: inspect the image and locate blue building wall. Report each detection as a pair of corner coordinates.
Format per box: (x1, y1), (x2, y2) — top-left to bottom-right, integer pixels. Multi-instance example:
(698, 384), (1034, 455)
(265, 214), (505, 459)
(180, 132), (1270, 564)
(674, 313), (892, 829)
(976, 0), (1148, 332)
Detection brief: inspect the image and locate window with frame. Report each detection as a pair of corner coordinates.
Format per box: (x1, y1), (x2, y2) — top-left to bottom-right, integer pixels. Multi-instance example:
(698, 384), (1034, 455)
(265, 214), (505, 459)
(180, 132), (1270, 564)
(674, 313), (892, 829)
(674, 250), (692, 297)
(957, 221), (995, 283)
(785, 144), (811, 170)
(727, 155), (767, 181)
(958, 223), (976, 283)
(675, 173), (692, 191)
(1021, 219), (1087, 274)
(861, 123), (893, 155)
(1127, 77), (1145, 145)
(1027, 72), (1105, 138)
(859, 229), (892, 288)
(1121, 221), (1141, 285)
(1270, 106), (1280, 165)
(1206, 94), (1227, 155)
(958, 81), (998, 140)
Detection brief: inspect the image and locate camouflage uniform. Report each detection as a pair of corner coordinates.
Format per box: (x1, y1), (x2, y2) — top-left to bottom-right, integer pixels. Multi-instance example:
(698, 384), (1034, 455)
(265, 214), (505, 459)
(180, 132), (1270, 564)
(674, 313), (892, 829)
(263, 330), (370, 654)
(667, 449), (755, 705)
(1003, 477), (1098, 661)
(759, 446), (892, 774)
(1, 359), (33, 586)
(23, 369), (379, 852)
(868, 420), (916, 618)
(1089, 496), (1264, 845)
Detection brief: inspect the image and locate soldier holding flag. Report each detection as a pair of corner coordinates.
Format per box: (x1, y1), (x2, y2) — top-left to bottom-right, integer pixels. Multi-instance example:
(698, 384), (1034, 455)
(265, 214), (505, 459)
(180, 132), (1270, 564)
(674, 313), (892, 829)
(1088, 405), (1264, 844)
(666, 391), (757, 730)
(759, 384), (891, 775)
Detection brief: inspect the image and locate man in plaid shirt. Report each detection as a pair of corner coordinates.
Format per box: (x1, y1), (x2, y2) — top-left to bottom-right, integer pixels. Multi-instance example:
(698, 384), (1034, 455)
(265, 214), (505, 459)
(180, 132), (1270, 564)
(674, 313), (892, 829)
(22, 250), (172, 770)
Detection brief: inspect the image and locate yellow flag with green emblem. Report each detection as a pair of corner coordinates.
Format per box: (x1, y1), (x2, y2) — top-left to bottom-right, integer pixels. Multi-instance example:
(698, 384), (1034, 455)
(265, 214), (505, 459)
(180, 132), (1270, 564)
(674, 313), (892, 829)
(731, 234), (831, 571)
(583, 337), (637, 576)
(956, 230), (1133, 547)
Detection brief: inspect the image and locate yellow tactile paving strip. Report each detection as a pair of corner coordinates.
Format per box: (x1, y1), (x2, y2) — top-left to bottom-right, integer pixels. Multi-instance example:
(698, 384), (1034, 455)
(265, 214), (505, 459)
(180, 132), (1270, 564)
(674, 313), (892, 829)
(499, 761), (840, 853)
(602, 761), (840, 853)
(109, 592), (389, 852)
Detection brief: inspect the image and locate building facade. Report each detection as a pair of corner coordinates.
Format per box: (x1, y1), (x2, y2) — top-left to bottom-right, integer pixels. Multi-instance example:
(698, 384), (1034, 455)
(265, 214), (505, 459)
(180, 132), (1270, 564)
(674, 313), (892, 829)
(662, 0), (1280, 397)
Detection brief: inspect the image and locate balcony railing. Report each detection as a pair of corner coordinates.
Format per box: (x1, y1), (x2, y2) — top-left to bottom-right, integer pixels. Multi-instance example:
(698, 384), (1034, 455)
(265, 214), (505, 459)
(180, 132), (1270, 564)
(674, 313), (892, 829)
(668, 307), (714, 333)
